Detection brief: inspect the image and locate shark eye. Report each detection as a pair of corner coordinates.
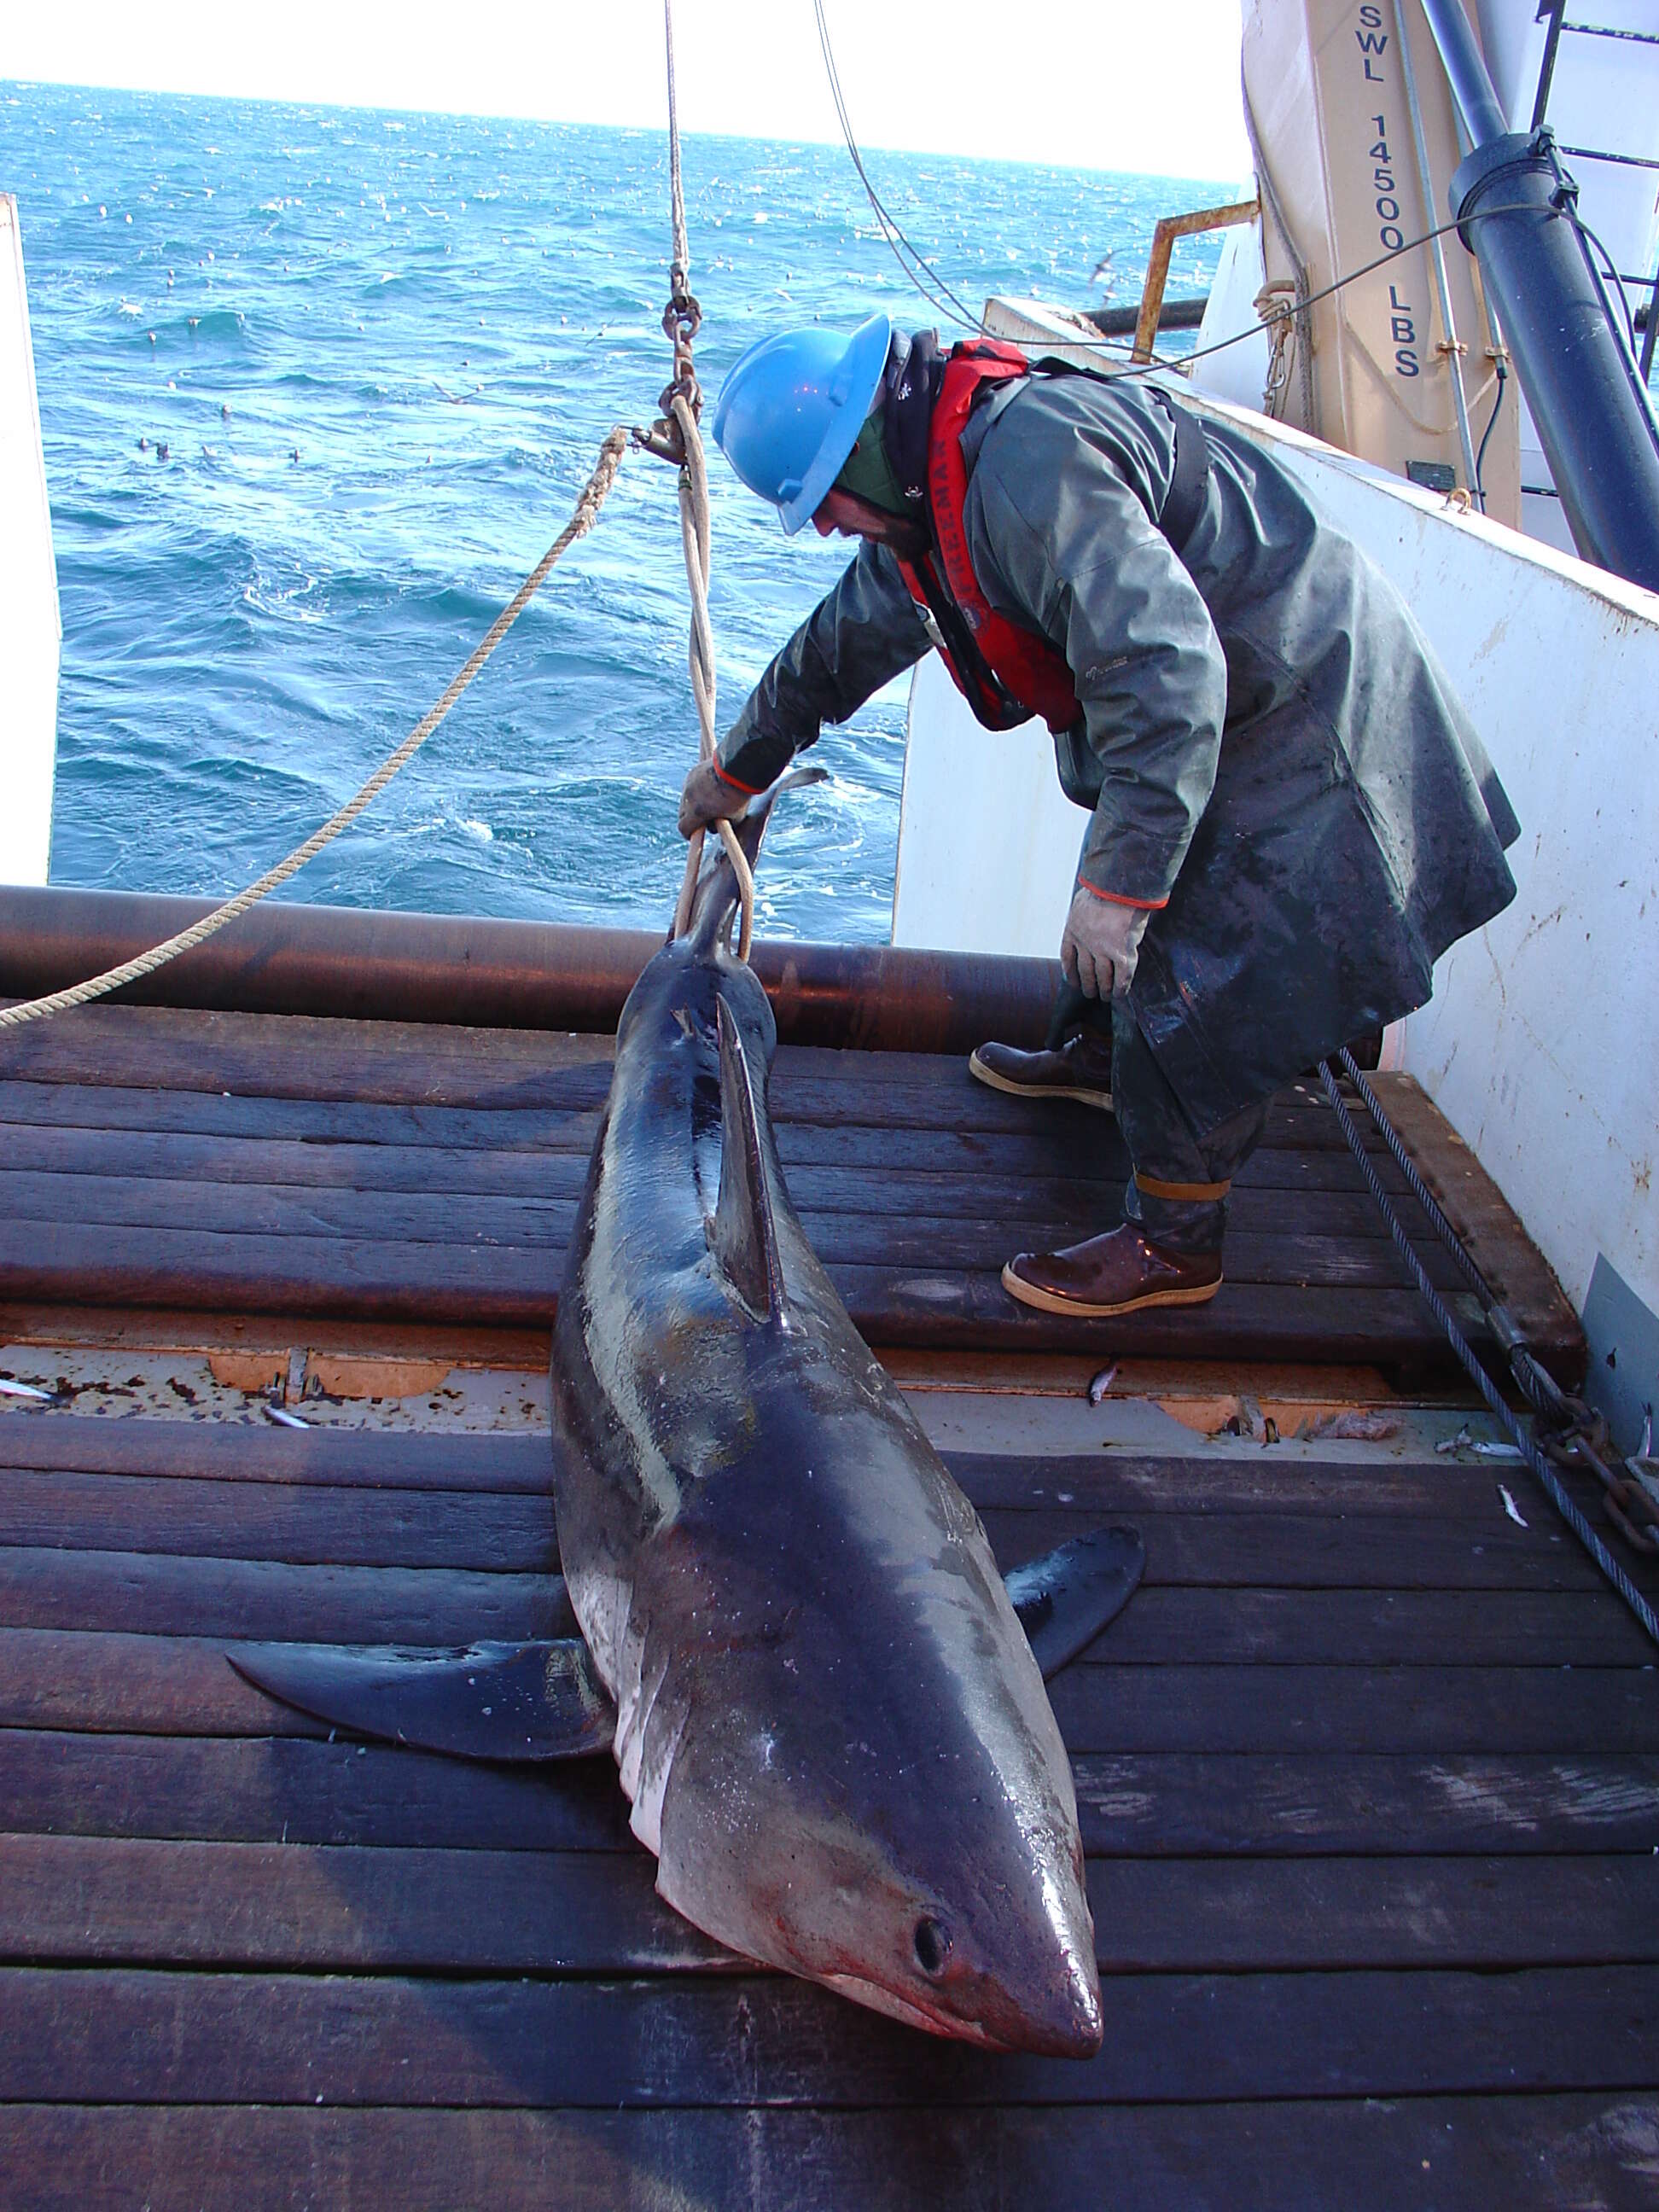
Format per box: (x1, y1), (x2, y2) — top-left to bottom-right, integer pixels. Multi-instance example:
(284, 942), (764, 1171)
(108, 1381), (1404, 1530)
(913, 1917), (952, 1976)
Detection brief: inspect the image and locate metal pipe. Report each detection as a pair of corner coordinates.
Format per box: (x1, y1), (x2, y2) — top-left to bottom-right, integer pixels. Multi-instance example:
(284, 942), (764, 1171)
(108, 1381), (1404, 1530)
(1393, 0), (1481, 503)
(1415, 0), (1659, 591)
(1417, 0), (1508, 145)
(1088, 297), (1206, 340)
(0, 887), (1058, 1055)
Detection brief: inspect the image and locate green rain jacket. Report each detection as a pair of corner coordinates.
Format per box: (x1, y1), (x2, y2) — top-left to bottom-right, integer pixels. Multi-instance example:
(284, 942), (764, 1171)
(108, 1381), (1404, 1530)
(717, 371), (1519, 1134)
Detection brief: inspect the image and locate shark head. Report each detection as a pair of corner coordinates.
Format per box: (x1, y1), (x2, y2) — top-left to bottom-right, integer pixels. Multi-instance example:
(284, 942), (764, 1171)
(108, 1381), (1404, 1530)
(640, 1445), (1104, 2058)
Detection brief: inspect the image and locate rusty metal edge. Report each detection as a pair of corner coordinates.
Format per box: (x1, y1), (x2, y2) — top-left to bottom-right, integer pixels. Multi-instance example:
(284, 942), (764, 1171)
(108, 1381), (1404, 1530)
(0, 887), (1057, 1054)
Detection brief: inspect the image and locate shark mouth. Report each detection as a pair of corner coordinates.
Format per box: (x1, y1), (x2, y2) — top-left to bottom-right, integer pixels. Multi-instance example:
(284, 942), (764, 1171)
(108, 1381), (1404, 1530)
(818, 1970), (1002, 2046)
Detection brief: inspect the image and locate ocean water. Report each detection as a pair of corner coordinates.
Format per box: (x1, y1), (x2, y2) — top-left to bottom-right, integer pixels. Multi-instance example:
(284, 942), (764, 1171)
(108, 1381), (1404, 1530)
(2, 80), (1231, 943)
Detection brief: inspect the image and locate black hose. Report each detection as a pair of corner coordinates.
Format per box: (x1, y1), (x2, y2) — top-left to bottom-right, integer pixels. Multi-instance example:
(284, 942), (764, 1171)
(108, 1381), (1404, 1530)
(1473, 358), (1508, 510)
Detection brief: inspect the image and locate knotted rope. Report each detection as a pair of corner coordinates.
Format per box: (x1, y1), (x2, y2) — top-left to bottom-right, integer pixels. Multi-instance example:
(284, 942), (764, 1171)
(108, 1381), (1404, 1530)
(0, 427), (631, 1033)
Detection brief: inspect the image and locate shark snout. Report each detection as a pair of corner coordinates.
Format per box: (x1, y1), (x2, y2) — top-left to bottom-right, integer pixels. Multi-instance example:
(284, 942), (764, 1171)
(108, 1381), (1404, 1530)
(1005, 1936), (1103, 2059)
(964, 1880), (1103, 2059)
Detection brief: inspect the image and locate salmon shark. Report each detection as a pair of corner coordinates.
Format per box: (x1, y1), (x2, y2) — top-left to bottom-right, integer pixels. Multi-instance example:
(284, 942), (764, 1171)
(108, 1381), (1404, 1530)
(234, 781), (1142, 2055)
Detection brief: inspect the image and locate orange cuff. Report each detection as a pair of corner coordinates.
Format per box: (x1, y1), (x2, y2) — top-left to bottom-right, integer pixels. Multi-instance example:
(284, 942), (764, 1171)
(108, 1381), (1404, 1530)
(713, 762), (765, 796)
(1135, 1172), (1231, 1202)
(1076, 878), (1167, 911)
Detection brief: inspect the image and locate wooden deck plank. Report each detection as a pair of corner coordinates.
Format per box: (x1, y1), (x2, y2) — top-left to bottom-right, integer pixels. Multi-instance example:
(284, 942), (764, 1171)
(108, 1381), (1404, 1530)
(4, 1655), (1656, 1768)
(0, 1170), (1470, 1291)
(1, 1596), (1646, 1747)
(5, 1730), (1657, 1858)
(0, 1511), (1615, 1635)
(0, 1072), (1399, 1172)
(0, 1418), (553, 1491)
(0, 1441), (1566, 1532)
(0, 1218), (1498, 1359)
(4, 1831), (1656, 1974)
(0, 1475), (1629, 1613)
(0, 1548), (569, 1644)
(0, 1429), (1548, 1517)
(0, 1469), (560, 1570)
(0, 1001), (1348, 1139)
(6, 2094), (1658, 2212)
(1, 1964), (1655, 2109)
(0, 1114), (1428, 1207)
(1090, 1585), (1658, 1664)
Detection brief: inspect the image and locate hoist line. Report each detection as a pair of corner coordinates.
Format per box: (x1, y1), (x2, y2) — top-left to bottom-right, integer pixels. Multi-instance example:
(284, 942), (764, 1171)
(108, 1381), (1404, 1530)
(664, 0), (690, 283)
(658, 0), (756, 963)
(0, 427), (632, 1033)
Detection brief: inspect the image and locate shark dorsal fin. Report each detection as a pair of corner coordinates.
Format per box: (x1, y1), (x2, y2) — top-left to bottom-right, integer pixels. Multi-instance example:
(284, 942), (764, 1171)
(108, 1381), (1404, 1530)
(710, 996), (786, 1321)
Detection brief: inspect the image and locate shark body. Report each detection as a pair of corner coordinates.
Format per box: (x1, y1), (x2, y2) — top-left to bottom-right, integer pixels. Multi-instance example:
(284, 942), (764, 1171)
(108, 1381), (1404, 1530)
(235, 789), (1140, 2054)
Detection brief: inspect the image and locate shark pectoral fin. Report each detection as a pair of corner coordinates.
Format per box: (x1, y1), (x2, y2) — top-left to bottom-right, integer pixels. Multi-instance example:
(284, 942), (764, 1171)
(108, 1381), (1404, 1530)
(1005, 1528), (1145, 1678)
(708, 995), (786, 1321)
(228, 1637), (616, 1762)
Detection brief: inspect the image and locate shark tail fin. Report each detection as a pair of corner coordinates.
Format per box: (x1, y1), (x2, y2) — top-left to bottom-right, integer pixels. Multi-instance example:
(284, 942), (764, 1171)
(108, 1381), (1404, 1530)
(687, 764), (828, 953)
(709, 995), (787, 1322)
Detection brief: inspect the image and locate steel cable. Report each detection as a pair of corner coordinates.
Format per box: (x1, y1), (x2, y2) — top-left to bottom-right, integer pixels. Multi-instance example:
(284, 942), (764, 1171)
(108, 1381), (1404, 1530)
(811, 0), (985, 334)
(1318, 1060), (1659, 1645)
(1335, 1045), (1644, 1548)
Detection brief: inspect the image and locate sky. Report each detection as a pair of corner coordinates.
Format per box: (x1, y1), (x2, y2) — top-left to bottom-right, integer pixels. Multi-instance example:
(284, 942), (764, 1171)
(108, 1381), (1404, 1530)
(1, 0), (1253, 180)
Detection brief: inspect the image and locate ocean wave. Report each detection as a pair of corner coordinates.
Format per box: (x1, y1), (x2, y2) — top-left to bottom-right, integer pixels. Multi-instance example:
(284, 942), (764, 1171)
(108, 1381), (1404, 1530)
(15, 82), (1231, 936)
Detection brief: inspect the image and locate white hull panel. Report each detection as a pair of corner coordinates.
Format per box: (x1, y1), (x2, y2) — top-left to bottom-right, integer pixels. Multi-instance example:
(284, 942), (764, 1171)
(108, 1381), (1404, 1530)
(893, 323), (1659, 1388)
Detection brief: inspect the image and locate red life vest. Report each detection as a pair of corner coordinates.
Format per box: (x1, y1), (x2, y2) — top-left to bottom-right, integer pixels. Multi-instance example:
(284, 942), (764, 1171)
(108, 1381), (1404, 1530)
(894, 340), (1082, 736)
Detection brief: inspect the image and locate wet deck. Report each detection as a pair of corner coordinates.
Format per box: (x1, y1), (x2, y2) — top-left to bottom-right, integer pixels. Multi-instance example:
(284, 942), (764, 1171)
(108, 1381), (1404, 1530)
(3, 1001), (1655, 2209)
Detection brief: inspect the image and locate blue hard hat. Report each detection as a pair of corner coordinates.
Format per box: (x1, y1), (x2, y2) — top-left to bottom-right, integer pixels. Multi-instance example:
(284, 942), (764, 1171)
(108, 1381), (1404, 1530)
(712, 311), (893, 534)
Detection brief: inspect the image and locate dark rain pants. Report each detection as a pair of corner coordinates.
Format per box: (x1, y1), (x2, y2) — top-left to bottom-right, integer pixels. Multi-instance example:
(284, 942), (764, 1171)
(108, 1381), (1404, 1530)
(1047, 980), (1266, 1256)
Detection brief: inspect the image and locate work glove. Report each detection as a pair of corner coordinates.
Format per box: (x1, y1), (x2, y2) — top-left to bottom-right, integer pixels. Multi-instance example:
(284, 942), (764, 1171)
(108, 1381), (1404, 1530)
(678, 759), (750, 841)
(1060, 888), (1150, 1001)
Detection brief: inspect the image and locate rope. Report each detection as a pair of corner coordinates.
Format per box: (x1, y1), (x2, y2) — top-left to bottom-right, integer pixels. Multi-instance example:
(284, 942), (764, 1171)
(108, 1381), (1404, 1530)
(0, 426), (631, 1034)
(1318, 1060), (1659, 1646)
(1242, 66), (1317, 432)
(655, 0), (756, 963)
(667, 402), (757, 961)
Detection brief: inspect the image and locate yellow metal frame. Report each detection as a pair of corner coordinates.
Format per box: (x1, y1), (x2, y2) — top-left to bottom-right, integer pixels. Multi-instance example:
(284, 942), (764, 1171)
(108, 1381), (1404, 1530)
(1132, 200), (1260, 364)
